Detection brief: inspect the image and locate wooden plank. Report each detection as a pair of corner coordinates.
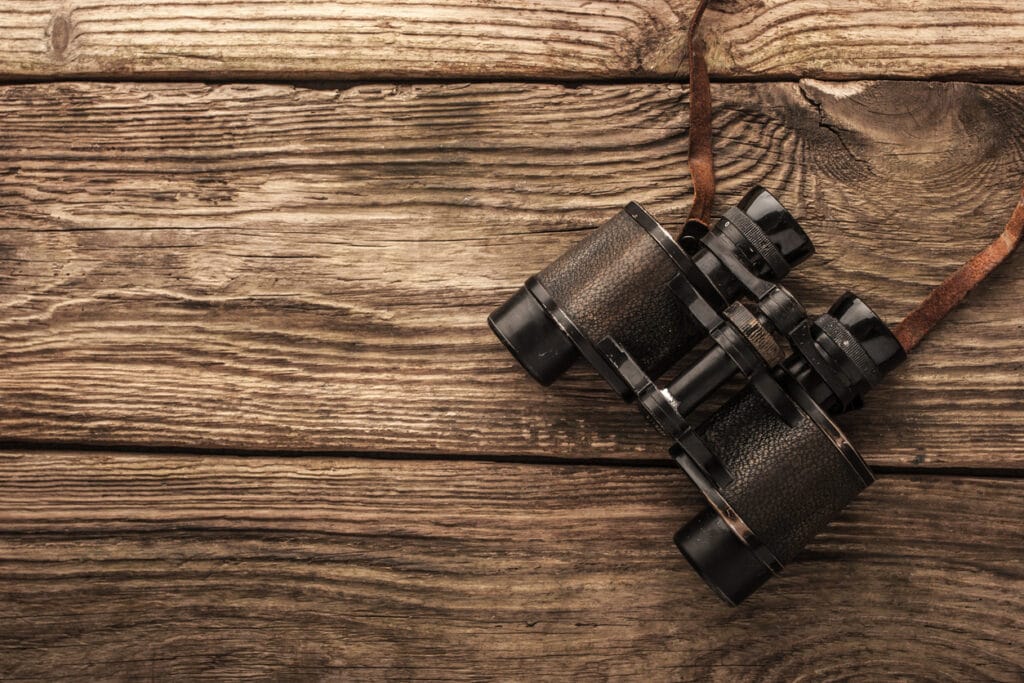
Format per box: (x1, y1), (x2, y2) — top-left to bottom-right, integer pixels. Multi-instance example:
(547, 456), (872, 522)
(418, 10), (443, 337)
(0, 80), (1022, 467)
(0, 450), (1021, 679)
(1, 1), (1024, 82)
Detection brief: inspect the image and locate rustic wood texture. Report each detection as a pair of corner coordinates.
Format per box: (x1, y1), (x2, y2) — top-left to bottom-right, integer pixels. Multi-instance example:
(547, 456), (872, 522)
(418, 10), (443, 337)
(1, 79), (1022, 468)
(1, 1), (1024, 82)
(0, 450), (1021, 680)
(2, 1), (1021, 678)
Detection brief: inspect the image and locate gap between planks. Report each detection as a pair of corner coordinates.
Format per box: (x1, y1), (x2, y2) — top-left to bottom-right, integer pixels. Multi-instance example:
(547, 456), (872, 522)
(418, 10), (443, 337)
(10, 74), (1024, 89)
(1, 440), (1023, 480)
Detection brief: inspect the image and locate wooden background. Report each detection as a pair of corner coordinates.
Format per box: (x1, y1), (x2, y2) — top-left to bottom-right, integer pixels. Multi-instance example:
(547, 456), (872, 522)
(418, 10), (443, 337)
(0, 1), (1022, 680)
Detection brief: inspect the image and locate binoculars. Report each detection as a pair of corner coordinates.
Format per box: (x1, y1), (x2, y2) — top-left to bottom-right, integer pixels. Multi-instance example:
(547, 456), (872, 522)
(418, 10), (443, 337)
(488, 187), (906, 605)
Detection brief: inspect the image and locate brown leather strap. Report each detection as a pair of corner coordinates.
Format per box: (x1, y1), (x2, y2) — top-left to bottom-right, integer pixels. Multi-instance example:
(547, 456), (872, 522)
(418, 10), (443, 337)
(894, 185), (1024, 352)
(684, 0), (714, 236)
(678, 0), (1021, 351)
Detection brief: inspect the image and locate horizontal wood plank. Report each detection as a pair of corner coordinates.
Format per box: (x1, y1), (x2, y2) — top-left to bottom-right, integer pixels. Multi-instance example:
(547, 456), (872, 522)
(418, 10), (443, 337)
(0, 451), (1021, 680)
(1, 1), (1023, 82)
(0, 80), (1022, 467)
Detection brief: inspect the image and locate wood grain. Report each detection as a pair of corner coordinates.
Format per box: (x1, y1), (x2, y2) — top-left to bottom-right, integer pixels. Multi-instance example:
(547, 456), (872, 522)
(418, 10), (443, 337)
(1, 1), (1023, 82)
(0, 450), (1021, 680)
(1, 80), (1022, 467)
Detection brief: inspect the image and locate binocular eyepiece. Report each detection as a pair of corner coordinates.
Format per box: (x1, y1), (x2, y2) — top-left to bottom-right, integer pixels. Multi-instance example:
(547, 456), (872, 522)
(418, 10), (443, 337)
(488, 187), (906, 605)
(488, 187), (812, 394)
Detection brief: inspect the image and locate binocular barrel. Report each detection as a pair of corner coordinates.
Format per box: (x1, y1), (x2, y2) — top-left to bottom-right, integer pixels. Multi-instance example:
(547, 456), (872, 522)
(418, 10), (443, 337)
(488, 186), (813, 394)
(674, 293), (905, 605)
(675, 382), (870, 605)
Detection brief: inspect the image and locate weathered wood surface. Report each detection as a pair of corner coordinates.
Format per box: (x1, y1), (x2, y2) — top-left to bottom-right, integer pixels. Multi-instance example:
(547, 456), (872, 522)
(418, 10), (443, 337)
(1, 80), (1022, 468)
(0, 450), (1020, 680)
(2, 1), (1024, 82)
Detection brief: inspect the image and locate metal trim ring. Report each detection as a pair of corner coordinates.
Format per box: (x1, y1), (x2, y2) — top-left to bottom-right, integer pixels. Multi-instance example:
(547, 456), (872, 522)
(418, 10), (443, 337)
(723, 302), (785, 368)
(815, 314), (882, 386)
(784, 374), (876, 488)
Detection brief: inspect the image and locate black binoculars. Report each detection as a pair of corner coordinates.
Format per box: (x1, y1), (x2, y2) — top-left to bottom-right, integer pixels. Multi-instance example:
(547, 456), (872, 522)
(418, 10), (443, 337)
(488, 187), (906, 605)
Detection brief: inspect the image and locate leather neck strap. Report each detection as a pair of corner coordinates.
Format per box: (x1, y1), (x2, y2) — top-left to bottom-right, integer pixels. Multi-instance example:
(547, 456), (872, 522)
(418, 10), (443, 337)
(684, 0), (714, 236)
(894, 187), (1024, 352)
(684, 2), (1021, 350)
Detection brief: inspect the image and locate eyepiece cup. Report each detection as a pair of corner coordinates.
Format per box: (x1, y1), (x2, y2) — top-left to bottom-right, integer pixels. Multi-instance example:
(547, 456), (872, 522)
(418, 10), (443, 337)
(674, 508), (773, 607)
(827, 292), (906, 379)
(488, 285), (579, 386)
(736, 186), (815, 272)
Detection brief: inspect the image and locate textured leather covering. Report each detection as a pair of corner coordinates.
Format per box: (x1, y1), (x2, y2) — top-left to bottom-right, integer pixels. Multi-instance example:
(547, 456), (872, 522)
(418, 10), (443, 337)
(698, 387), (868, 564)
(537, 208), (700, 379)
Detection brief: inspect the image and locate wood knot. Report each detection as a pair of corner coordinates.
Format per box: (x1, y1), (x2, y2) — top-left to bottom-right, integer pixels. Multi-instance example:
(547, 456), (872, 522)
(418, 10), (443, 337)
(49, 14), (72, 55)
